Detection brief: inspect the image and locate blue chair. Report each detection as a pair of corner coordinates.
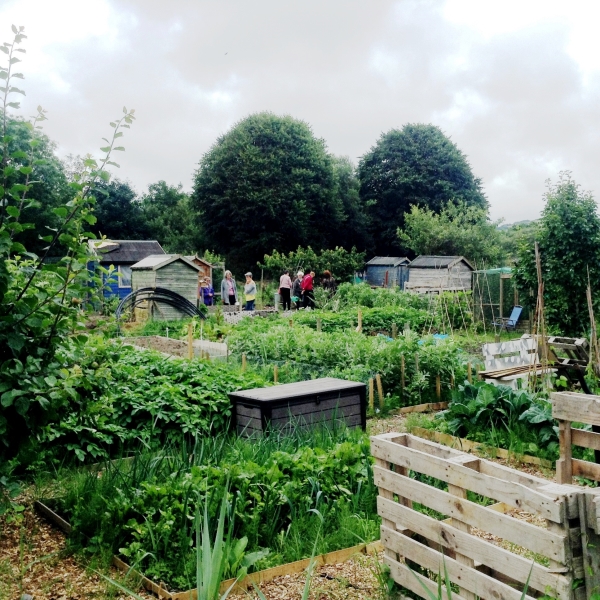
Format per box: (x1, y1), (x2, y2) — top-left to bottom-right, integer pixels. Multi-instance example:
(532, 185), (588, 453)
(492, 305), (523, 332)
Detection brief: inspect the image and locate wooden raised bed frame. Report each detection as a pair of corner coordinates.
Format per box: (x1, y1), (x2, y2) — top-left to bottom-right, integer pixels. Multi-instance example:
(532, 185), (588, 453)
(34, 500), (381, 599)
(371, 432), (600, 600)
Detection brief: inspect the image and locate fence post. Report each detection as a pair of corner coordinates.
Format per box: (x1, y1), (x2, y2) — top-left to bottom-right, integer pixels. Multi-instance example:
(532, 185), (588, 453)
(467, 362), (472, 384)
(369, 378), (374, 410)
(391, 323), (397, 339)
(435, 374), (441, 400)
(273, 364), (278, 384)
(187, 323), (193, 360)
(356, 309), (363, 333)
(242, 353), (247, 372)
(376, 374), (384, 409)
(401, 355), (405, 397)
(316, 318), (322, 333)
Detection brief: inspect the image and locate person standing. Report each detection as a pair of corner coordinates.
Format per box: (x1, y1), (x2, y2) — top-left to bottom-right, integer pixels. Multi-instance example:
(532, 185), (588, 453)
(202, 278), (215, 306)
(279, 269), (292, 311)
(244, 272), (257, 311)
(292, 271), (304, 309)
(221, 270), (237, 305)
(301, 270), (315, 309)
(321, 270), (337, 297)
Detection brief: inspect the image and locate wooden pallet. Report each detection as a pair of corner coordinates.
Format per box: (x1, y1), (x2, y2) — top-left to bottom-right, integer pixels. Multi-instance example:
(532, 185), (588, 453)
(372, 433), (600, 600)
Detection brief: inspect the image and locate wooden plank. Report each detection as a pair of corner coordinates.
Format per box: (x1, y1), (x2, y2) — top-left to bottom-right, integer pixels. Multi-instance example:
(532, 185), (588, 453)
(372, 466), (568, 562)
(386, 555), (469, 600)
(235, 405), (262, 418)
(399, 402), (449, 414)
(270, 394), (360, 418)
(411, 427), (552, 468)
(381, 526), (537, 600)
(377, 497), (572, 598)
(112, 555), (173, 599)
(572, 458), (600, 482)
(578, 491), (600, 600)
(557, 420), (573, 485)
(552, 392), (600, 427)
(34, 501), (72, 534)
(571, 428), (600, 452)
(370, 435), (565, 522)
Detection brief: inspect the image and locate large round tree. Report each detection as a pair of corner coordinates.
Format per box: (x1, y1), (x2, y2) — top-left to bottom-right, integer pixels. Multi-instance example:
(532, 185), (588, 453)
(191, 113), (342, 272)
(358, 123), (486, 256)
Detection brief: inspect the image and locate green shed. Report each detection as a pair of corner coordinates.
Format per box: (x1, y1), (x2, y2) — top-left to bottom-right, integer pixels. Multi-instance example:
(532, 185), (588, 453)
(131, 254), (201, 320)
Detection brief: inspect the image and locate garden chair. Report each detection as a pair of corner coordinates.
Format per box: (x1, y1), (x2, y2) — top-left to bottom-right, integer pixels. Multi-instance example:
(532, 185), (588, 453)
(492, 305), (522, 332)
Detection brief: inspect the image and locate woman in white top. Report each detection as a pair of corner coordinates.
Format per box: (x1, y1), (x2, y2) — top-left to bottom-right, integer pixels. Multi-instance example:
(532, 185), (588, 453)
(279, 269), (292, 310)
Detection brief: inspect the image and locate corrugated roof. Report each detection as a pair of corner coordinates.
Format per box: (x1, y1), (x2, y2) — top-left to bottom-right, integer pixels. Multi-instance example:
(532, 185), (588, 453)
(408, 255), (474, 270)
(365, 256), (410, 267)
(131, 254), (201, 271)
(89, 240), (165, 263)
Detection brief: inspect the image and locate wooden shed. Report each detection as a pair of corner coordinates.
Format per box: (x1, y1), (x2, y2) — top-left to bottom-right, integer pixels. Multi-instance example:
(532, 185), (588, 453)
(364, 256), (410, 288)
(405, 255), (474, 293)
(131, 254), (201, 320)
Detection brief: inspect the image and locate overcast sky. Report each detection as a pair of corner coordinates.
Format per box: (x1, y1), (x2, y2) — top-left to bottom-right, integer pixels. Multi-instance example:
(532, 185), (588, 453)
(2, 0), (600, 223)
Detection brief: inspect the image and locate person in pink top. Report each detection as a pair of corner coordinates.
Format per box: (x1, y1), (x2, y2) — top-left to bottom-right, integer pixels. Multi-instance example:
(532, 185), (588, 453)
(301, 270), (315, 309)
(279, 269), (292, 311)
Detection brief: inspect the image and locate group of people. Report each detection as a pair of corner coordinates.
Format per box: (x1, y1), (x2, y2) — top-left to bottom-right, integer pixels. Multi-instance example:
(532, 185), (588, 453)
(200, 268), (336, 312)
(279, 269), (337, 310)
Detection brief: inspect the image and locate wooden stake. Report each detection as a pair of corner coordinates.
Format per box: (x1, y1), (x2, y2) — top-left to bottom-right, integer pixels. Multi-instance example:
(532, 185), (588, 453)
(414, 353), (419, 373)
(400, 355), (405, 394)
(356, 309), (363, 333)
(242, 353), (247, 372)
(273, 364), (278, 384)
(376, 374), (384, 409)
(391, 323), (397, 339)
(450, 373), (455, 389)
(467, 362), (472, 384)
(187, 323), (193, 360)
(316, 318), (322, 332)
(289, 319), (293, 328)
(368, 378), (374, 410)
(435, 374), (441, 400)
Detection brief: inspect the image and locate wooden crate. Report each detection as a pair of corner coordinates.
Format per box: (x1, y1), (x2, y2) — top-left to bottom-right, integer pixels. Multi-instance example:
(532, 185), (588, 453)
(230, 377), (366, 436)
(371, 432), (600, 600)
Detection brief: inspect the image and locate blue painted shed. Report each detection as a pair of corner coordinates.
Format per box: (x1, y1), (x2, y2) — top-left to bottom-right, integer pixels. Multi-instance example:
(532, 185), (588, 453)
(88, 239), (165, 299)
(364, 256), (410, 288)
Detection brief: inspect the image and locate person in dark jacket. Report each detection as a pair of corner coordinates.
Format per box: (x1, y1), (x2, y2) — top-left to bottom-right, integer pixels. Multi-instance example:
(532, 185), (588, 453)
(292, 271), (303, 309)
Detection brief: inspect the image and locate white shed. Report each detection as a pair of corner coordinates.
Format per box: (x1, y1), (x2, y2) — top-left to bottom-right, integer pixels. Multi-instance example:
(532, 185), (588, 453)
(405, 256), (474, 293)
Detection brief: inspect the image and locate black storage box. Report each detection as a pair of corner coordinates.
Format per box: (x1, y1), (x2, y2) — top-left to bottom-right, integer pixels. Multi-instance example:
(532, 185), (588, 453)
(229, 377), (366, 436)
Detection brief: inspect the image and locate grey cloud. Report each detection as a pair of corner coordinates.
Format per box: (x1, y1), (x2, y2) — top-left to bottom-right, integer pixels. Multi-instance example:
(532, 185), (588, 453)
(10, 0), (600, 221)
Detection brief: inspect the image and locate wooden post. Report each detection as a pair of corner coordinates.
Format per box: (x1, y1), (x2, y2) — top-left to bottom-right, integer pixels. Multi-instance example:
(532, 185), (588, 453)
(435, 374), (441, 400)
(467, 362), (472, 384)
(316, 318), (322, 333)
(356, 309), (363, 333)
(414, 353), (419, 373)
(241, 353), (247, 372)
(368, 378), (374, 410)
(289, 319), (293, 328)
(273, 364), (278, 384)
(260, 268), (264, 310)
(499, 275), (504, 320)
(376, 374), (384, 409)
(450, 373), (455, 389)
(400, 355), (405, 397)
(391, 323), (397, 339)
(556, 420), (572, 484)
(187, 323), (193, 360)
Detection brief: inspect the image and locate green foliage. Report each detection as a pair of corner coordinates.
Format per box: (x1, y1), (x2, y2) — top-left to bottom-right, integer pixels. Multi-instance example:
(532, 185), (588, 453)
(514, 173), (600, 335)
(498, 221), (539, 263)
(228, 318), (467, 405)
(28, 342), (267, 466)
(358, 123), (487, 255)
(398, 202), (504, 267)
(88, 179), (148, 240)
(0, 27), (137, 463)
(191, 112), (344, 272)
(140, 181), (201, 253)
(260, 246), (366, 282)
(437, 381), (558, 460)
(55, 428), (378, 591)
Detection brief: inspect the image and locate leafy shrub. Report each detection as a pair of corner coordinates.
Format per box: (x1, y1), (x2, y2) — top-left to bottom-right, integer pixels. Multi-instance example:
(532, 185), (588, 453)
(437, 381), (559, 459)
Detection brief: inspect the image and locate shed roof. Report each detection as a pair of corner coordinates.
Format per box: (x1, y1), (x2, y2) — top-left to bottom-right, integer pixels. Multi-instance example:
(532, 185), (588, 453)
(408, 255), (474, 270)
(473, 267), (512, 275)
(131, 254), (201, 271)
(89, 239), (164, 264)
(365, 256), (410, 267)
(185, 255), (213, 268)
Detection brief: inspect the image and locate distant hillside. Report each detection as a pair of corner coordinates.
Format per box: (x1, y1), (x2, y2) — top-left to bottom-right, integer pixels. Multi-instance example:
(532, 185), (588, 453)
(497, 220), (535, 230)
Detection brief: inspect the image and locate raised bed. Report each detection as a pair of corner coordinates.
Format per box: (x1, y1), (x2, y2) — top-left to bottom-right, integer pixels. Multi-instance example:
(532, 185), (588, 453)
(34, 500), (381, 599)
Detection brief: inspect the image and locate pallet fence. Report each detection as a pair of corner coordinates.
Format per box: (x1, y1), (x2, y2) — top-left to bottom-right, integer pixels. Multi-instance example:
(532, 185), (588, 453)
(371, 432), (600, 600)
